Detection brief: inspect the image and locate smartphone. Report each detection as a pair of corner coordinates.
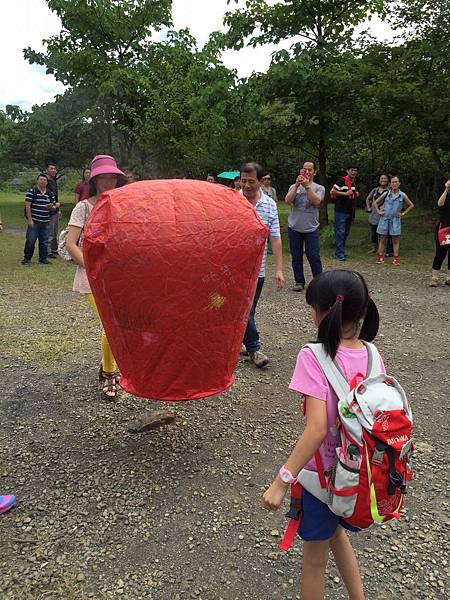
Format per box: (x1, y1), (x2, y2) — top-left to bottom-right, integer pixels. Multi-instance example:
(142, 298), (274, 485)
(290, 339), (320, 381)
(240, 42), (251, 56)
(299, 168), (308, 179)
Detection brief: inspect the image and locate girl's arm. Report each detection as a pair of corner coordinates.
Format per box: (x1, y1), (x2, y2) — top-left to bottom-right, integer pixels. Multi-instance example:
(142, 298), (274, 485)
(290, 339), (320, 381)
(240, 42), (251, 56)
(66, 225), (84, 267)
(374, 191), (388, 213)
(365, 192), (373, 212)
(399, 195), (414, 217)
(437, 181), (450, 207)
(262, 396), (328, 511)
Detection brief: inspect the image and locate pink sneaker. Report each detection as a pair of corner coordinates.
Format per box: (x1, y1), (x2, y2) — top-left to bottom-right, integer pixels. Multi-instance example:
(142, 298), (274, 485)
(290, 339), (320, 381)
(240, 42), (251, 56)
(0, 495), (16, 514)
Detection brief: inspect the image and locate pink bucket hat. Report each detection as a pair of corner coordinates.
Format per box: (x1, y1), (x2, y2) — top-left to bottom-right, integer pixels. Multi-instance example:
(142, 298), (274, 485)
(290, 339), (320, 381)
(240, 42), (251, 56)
(89, 155), (127, 185)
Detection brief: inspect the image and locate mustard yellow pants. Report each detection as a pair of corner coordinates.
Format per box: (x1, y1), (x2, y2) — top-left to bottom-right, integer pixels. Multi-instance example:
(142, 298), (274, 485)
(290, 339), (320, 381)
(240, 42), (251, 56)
(85, 293), (116, 374)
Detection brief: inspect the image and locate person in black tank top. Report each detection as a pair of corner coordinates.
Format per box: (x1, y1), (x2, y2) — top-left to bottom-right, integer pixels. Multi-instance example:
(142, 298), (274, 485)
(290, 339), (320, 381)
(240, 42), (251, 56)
(430, 181), (450, 286)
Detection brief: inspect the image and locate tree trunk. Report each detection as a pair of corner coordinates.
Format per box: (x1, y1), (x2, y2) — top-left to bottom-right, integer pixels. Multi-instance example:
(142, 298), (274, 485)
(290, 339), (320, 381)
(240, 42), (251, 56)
(107, 122), (113, 155)
(318, 131), (328, 226)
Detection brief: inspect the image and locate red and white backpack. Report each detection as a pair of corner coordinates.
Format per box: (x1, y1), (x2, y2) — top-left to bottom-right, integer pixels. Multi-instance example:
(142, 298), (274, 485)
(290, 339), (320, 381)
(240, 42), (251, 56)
(280, 342), (414, 550)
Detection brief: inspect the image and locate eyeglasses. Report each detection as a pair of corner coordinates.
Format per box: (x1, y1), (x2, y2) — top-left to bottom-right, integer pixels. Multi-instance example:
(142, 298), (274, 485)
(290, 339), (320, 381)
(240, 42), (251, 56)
(262, 177), (271, 181)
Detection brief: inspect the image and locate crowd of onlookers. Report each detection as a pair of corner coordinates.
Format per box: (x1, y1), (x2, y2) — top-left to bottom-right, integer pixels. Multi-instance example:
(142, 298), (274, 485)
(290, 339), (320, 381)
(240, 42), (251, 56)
(207, 164), (450, 287)
(0, 156), (447, 291)
(1, 157), (447, 289)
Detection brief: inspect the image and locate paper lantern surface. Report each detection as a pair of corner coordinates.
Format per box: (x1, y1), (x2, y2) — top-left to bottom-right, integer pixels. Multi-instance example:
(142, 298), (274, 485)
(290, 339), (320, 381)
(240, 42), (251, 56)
(83, 180), (268, 401)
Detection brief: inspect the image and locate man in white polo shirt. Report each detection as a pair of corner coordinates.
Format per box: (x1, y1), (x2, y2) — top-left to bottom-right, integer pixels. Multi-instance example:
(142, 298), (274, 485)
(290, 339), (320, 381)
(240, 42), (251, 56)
(285, 160), (324, 291)
(241, 162), (284, 367)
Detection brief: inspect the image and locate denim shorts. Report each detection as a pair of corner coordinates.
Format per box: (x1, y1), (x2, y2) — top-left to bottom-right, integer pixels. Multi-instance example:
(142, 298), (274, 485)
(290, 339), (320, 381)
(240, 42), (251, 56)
(377, 216), (401, 236)
(297, 489), (360, 541)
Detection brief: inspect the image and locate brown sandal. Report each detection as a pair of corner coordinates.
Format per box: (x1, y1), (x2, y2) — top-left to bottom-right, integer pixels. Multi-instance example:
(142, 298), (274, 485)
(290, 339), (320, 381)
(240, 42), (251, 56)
(99, 365), (121, 401)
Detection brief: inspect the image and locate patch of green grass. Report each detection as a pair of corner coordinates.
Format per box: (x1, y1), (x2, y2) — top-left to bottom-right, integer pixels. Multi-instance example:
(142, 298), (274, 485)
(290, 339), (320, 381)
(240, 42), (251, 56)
(0, 190), (74, 228)
(0, 217), (96, 368)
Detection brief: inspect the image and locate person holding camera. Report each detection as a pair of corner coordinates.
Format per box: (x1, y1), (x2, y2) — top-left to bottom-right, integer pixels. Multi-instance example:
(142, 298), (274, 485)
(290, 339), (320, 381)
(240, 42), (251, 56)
(21, 173), (59, 266)
(285, 161), (324, 291)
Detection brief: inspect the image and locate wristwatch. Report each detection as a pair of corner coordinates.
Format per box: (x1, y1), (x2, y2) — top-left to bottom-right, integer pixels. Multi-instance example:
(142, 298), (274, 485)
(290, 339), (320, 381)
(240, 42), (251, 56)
(279, 465), (297, 484)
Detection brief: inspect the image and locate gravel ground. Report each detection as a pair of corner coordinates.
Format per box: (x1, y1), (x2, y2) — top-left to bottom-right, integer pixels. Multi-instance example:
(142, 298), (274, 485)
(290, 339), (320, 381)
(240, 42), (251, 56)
(1, 261), (449, 599)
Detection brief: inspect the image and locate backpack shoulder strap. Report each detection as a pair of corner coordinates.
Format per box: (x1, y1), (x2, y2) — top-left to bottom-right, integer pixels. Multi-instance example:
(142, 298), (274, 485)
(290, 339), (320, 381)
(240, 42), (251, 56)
(81, 200), (91, 229)
(361, 341), (382, 378)
(304, 343), (350, 402)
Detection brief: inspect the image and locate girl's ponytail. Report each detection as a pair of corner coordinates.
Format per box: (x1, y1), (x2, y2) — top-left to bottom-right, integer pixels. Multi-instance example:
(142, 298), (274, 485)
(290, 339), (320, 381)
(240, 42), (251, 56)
(306, 270), (379, 359)
(359, 296), (380, 342)
(317, 296), (343, 359)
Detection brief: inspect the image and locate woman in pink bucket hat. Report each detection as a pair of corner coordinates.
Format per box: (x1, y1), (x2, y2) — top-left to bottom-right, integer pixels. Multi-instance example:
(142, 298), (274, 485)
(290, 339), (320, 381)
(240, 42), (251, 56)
(66, 155), (127, 400)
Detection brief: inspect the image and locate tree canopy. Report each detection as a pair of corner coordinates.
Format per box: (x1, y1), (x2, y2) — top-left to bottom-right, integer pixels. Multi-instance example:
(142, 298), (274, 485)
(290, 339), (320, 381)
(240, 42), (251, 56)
(0, 0), (448, 210)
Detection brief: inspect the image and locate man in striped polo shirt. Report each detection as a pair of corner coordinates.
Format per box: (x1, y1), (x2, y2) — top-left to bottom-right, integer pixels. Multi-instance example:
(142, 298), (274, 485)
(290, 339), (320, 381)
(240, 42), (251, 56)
(22, 173), (57, 265)
(241, 162), (285, 368)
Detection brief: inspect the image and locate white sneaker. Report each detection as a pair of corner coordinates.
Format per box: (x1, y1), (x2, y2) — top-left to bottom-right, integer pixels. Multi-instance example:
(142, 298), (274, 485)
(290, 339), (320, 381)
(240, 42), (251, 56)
(430, 269), (439, 287)
(249, 350), (269, 368)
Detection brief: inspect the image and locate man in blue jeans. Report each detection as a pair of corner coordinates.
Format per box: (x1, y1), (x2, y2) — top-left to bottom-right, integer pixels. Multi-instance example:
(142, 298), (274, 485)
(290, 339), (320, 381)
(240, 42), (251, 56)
(241, 162), (284, 368)
(332, 165), (359, 261)
(285, 161), (325, 291)
(22, 173), (57, 266)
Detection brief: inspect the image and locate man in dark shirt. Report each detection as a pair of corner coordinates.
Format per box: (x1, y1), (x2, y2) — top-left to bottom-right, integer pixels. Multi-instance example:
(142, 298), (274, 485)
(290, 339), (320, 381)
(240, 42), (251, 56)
(430, 180), (450, 286)
(45, 161), (60, 258)
(332, 164), (359, 261)
(22, 173), (56, 265)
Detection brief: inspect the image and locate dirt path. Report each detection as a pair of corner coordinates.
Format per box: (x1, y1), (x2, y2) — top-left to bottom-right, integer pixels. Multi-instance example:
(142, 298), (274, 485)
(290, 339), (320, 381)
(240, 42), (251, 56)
(1, 262), (449, 599)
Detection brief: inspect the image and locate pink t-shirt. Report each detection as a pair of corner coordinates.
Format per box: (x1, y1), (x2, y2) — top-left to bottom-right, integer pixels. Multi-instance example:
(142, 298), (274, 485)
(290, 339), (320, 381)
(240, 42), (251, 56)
(289, 345), (385, 472)
(68, 200), (94, 294)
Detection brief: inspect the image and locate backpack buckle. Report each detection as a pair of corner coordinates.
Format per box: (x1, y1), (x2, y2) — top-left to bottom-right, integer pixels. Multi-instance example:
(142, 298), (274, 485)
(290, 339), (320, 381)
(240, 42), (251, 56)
(285, 498), (302, 521)
(373, 448), (384, 465)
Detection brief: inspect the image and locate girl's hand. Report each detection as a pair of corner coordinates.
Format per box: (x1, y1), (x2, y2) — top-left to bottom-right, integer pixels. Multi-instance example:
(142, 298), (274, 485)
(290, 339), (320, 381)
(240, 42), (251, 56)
(396, 211), (403, 218)
(445, 180), (450, 190)
(261, 477), (289, 511)
(377, 209), (385, 216)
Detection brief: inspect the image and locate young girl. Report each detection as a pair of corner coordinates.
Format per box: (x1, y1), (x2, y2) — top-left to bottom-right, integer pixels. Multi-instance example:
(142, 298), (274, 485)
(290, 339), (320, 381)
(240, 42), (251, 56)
(375, 176), (414, 266)
(365, 174), (390, 254)
(262, 269), (381, 600)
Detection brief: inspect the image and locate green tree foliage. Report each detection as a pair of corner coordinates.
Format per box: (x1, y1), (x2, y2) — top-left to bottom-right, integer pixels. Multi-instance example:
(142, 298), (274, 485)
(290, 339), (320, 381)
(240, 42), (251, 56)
(0, 109), (22, 181)
(1, 0), (447, 210)
(221, 0), (387, 222)
(24, 0), (173, 84)
(223, 0), (388, 49)
(22, 0), (238, 177)
(338, 0), (450, 201)
(24, 0), (173, 159)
